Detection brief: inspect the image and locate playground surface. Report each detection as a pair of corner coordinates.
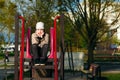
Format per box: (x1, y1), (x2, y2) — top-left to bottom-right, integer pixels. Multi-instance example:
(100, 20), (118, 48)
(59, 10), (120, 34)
(0, 57), (120, 80)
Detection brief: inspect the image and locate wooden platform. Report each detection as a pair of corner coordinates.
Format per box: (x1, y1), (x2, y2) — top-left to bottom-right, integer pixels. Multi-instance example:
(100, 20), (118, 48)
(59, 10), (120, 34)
(32, 59), (54, 80)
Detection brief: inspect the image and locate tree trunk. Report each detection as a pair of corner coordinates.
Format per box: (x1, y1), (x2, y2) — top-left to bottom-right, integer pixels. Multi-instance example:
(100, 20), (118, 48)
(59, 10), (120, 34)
(87, 43), (94, 66)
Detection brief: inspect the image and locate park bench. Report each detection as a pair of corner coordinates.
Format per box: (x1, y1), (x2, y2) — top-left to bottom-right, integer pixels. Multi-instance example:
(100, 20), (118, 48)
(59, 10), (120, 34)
(94, 50), (120, 61)
(80, 63), (101, 80)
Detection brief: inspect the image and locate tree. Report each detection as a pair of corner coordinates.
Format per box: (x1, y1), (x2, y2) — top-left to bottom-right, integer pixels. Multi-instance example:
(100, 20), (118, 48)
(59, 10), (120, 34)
(13, 0), (56, 33)
(13, 0), (77, 50)
(0, 0), (17, 43)
(0, 33), (5, 47)
(62, 0), (120, 65)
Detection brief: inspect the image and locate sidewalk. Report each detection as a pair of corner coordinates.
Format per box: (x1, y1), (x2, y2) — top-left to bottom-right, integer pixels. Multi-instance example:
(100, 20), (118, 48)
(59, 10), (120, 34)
(0, 57), (14, 80)
(100, 62), (120, 73)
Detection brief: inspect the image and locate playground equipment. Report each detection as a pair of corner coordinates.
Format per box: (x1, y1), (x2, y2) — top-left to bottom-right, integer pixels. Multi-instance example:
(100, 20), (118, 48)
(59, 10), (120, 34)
(14, 13), (66, 80)
(65, 41), (74, 74)
(48, 27), (54, 58)
(26, 28), (32, 59)
(19, 16), (25, 80)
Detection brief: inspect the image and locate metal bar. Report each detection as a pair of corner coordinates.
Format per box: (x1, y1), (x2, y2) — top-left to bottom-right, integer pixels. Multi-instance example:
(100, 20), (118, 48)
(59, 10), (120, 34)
(70, 41), (75, 75)
(54, 16), (60, 80)
(48, 27), (54, 58)
(26, 28), (32, 59)
(14, 13), (19, 80)
(60, 13), (65, 80)
(19, 16), (25, 80)
(67, 43), (72, 70)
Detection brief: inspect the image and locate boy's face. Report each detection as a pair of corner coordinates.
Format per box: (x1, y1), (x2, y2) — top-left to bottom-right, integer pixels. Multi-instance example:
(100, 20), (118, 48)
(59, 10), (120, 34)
(36, 29), (44, 36)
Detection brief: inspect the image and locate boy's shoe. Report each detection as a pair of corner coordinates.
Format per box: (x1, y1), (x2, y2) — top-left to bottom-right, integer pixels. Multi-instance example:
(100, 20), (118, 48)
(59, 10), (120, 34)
(34, 62), (40, 66)
(35, 63), (40, 66)
(39, 63), (45, 66)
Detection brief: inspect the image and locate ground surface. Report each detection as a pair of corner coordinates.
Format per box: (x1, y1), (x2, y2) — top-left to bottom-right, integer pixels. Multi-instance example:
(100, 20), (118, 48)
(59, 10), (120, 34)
(0, 57), (120, 80)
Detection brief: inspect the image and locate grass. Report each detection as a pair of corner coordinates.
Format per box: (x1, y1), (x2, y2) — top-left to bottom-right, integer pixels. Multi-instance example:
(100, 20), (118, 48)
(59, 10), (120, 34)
(101, 73), (120, 80)
(0, 52), (14, 59)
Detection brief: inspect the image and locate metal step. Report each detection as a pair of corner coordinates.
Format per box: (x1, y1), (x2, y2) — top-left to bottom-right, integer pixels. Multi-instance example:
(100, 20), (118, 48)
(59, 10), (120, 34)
(24, 58), (54, 62)
(47, 58), (54, 62)
(33, 65), (54, 69)
(40, 77), (54, 80)
(24, 77), (54, 80)
(24, 58), (32, 62)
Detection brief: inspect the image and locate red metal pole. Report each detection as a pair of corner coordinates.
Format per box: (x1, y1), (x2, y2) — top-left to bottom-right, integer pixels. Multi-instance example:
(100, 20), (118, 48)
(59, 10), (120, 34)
(54, 16), (60, 80)
(26, 28), (32, 59)
(48, 27), (54, 58)
(19, 16), (25, 80)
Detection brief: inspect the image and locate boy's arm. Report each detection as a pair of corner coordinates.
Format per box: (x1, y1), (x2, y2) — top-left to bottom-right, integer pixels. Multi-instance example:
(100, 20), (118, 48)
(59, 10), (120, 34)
(31, 33), (39, 45)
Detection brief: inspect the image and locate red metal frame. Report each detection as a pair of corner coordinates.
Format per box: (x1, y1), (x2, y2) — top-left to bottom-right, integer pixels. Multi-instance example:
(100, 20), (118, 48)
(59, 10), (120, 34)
(26, 28), (32, 59)
(18, 15), (60, 80)
(54, 16), (60, 80)
(48, 27), (54, 58)
(19, 16), (25, 80)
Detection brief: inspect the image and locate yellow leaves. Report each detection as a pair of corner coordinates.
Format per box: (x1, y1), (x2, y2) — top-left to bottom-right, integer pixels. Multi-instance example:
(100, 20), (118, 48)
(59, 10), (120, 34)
(8, 3), (17, 15)
(0, 0), (5, 8)
(0, 1), (17, 32)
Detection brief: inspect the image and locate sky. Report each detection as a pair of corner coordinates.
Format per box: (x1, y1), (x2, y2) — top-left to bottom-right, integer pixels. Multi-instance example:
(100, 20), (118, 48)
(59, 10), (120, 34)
(2, 31), (14, 43)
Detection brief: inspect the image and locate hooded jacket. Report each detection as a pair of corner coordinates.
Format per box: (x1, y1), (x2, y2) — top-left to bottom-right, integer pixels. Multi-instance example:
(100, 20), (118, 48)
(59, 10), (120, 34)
(31, 33), (49, 47)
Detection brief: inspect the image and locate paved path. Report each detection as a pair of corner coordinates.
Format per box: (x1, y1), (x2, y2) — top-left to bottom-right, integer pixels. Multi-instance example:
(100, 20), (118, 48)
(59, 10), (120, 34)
(0, 57), (14, 80)
(96, 62), (120, 73)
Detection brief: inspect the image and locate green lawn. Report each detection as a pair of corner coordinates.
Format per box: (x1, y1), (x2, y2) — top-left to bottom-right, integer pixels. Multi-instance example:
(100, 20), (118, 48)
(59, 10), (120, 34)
(101, 73), (120, 80)
(0, 52), (4, 59)
(0, 52), (14, 59)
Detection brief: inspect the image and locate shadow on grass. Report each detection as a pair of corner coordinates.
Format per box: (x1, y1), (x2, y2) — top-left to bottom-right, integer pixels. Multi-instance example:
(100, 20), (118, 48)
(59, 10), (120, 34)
(99, 77), (108, 80)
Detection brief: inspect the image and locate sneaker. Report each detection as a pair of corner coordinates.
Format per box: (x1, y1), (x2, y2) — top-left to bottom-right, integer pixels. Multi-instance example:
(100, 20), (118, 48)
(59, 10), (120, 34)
(40, 63), (45, 66)
(35, 63), (40, 66)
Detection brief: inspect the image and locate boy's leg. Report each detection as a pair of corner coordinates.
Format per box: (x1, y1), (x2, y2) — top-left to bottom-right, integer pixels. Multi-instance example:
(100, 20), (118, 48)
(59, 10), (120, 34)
(40, 44), (49, 64)
(31, 44), (40, 64)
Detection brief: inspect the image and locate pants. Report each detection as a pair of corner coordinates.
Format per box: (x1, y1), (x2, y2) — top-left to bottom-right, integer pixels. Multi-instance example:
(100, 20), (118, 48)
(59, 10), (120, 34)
(4, 55), (9, 62)
(32, 44), (48, 64)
